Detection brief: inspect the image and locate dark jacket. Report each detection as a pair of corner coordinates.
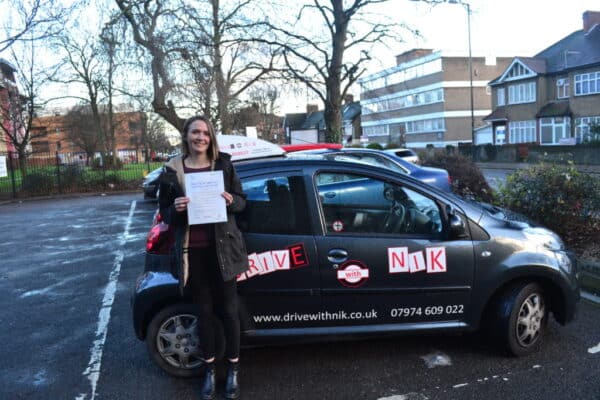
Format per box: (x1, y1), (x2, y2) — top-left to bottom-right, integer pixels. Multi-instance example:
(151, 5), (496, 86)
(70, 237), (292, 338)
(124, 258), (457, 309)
(158, 152), (249, 293)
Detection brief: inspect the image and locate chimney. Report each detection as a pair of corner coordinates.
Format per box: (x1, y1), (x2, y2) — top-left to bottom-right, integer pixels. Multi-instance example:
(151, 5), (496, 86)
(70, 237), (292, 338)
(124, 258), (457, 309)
(306, 104), (318, 114)
(583, 10), (600, 33)
(343, 94), (354, 104)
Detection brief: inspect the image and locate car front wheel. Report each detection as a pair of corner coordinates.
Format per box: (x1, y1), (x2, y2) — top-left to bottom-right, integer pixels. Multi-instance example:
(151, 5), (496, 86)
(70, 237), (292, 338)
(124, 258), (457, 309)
(146, 303), (224, 378)
(492, 282), (547, 356)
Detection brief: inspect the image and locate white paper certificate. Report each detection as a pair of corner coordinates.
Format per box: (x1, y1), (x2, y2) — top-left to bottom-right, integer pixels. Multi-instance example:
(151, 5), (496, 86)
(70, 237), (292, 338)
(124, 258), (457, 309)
(184, 171), (227, 225)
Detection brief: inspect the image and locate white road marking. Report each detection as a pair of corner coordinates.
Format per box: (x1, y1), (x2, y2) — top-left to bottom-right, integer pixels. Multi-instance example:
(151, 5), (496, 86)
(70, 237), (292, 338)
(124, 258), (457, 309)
(377, 394), (429, 400)
(75, 201), (136, 400)
(588, 343), (600, 354)
(453, 383), (469, 388)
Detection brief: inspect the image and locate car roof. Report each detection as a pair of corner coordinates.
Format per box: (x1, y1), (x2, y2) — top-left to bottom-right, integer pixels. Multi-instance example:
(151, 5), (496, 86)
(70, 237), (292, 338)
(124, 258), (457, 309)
(234, 156), (431, 190)
(289, 147), (419, 172)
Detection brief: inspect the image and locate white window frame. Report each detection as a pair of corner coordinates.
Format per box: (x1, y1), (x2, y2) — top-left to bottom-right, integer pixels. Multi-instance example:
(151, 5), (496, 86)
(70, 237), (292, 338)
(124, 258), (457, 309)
(508, 82), (536, 104)
(363, 125), (389, 137)
(539, 117), (571, 145)
(497, 87), (505, 106)
(574, 71), (600, 96)
(575, 116), (600, 142)
(509, 120), (536, 144)
(556, 78), (570, 99)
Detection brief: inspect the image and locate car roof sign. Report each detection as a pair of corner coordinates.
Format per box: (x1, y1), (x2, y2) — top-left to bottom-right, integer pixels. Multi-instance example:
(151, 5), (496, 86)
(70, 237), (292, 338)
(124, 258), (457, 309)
(217, 135), (285, 161)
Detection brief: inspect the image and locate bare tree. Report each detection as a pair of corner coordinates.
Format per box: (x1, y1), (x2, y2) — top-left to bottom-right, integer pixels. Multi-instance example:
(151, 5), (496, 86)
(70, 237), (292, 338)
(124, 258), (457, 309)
(247, 83), (281, 142)
(115, 0), (277, 133)
(0, 0), (71, 52)
(0, 39), (55, 175)
(142, 113), (173, 158)
(54, 18), (131, 167)
(63, 105), (102, 164)
(260, 0), (409, 143)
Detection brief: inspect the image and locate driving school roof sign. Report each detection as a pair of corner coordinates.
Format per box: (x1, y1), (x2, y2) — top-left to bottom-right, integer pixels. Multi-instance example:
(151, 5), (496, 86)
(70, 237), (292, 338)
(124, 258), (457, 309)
(217, 135), (284, 161)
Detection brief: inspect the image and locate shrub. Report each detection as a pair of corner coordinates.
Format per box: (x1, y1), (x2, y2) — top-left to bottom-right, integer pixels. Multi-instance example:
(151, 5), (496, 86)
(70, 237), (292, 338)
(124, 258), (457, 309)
(366, 142), (383, 150)
(496, 163), (600, 246)
(59, 165), (84, 189)
(21, 171), (55, 195)
(384, 142), (400, 150)
(422, 153), (493, 202)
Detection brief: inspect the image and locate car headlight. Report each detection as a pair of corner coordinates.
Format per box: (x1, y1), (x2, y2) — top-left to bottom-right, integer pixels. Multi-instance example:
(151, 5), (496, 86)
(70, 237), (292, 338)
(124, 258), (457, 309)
(554, 251), (572, 274)
(524, 228), (572, 274)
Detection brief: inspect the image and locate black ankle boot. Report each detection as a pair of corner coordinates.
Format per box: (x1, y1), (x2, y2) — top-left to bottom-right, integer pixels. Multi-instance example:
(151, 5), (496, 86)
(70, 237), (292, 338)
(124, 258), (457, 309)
(224, 361), (240, 399)
(200, 362), (216, 400)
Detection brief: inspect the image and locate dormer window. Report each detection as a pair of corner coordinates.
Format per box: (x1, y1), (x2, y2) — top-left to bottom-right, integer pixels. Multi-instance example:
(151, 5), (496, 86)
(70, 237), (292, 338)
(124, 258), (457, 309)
(556, 78), (570, 99)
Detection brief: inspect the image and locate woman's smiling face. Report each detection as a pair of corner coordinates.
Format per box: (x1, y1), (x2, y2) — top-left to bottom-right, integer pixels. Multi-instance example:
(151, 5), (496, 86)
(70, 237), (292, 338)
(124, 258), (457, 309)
(185, 119), (211, 154)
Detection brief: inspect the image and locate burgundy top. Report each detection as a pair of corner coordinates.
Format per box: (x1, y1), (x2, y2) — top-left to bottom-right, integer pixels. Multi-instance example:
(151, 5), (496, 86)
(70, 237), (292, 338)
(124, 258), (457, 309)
(183, 164), (215, 248)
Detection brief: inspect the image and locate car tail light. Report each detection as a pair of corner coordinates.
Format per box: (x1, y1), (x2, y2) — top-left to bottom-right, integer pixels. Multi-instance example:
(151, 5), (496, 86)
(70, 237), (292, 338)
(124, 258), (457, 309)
(146, 222), (172, 254)
(448, 175), (453, 185)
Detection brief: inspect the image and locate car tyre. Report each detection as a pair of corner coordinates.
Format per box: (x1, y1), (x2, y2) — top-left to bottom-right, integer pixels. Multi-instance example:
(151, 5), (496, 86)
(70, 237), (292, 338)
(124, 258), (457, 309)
(146, 303), (225, 378)
(491, 282), (547, 357)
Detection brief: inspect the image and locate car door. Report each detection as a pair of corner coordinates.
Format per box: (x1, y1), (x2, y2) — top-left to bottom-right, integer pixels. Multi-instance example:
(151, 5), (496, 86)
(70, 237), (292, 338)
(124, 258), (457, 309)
(236, 171), (321, 330)
(313, 170), (475, 327)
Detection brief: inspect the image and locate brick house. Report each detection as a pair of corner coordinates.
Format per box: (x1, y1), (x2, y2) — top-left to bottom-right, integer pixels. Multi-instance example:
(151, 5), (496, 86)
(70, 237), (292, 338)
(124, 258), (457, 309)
(485, 11), (600, 146)
(30, 110), (147, 163)
(0, 58), (22, 153)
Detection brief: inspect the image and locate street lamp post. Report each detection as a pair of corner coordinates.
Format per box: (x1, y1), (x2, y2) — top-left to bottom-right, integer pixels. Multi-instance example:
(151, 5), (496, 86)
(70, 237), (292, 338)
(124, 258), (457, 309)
(447, 0), (475, 155)
(412, 0), (475, 153)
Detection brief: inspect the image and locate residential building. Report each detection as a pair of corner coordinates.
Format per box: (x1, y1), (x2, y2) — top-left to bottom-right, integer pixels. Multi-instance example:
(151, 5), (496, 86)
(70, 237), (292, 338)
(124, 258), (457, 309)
(0, 58), (21, 153)
(359, 49), (513, 148)
(283, 97), (361, 144)
(485, 10), (600, 146)
(30, 110), (147, 163)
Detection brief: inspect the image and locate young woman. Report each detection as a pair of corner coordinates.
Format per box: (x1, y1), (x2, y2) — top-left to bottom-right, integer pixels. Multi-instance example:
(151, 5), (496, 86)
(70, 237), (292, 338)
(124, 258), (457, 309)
(158, 115), (248, 400)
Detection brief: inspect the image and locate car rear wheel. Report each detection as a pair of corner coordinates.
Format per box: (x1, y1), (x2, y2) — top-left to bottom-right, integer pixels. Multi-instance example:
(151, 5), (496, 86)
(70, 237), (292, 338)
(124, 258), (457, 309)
(146, 303), (224, 378)
(491, 282), (547, 356)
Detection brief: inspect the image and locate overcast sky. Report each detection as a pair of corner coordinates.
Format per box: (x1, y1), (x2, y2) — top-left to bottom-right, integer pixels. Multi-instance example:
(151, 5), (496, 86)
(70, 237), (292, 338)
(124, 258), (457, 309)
(286, 0), (595, 113)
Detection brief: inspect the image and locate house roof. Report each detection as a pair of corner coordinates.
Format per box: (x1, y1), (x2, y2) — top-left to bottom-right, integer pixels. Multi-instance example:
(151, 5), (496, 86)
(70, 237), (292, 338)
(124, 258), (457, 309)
(535, 26), (600, 73)
(518, 57), (547, 74)
(284, 102), (362, 131)
(536, 101), (573, 118)
(488, 22), (600, 86)
(283, 113), (308, 130)
(483, 107), (508, 122)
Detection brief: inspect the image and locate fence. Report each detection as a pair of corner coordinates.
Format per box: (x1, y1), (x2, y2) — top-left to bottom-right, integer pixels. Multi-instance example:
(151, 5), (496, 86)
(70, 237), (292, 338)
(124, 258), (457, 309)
(0, 151), (162, 200)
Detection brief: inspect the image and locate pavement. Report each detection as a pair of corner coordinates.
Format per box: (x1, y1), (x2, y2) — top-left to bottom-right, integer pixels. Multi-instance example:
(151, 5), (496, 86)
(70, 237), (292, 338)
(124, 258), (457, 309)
(476, 161), (600, 175)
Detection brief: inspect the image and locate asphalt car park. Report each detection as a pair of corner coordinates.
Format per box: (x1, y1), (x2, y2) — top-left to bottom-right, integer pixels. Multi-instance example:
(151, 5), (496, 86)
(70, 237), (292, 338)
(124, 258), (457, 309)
(0, 193), (598, 400)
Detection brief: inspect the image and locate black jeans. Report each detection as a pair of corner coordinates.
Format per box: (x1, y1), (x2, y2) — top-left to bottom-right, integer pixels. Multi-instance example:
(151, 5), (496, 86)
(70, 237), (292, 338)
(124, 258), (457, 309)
(188, 247), (240, 360)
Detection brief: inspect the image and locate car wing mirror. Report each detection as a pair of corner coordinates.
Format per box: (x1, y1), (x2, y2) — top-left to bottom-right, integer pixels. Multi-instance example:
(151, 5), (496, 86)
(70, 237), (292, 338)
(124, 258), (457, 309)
(447, 206), (468, 239)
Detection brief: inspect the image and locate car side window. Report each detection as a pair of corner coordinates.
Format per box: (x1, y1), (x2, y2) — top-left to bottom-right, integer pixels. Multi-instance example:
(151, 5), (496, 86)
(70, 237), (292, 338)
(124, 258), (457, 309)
(238, 174), (310, 235)
(316, 172), (442, 236)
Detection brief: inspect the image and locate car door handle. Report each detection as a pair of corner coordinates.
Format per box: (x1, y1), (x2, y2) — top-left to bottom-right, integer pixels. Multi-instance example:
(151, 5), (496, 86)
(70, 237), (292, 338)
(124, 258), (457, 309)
(327, 249), (348, 264)
(324, 192), (336, 198)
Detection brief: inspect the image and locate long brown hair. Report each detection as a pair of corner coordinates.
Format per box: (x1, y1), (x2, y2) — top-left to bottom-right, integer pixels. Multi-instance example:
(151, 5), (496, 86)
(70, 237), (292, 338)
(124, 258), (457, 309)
(181, 116), (220, 162)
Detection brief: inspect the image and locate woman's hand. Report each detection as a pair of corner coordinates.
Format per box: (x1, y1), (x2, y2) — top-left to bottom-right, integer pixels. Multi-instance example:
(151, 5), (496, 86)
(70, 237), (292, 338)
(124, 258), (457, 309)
(174, 196), (190, 212)
(222, 191), (234, 206)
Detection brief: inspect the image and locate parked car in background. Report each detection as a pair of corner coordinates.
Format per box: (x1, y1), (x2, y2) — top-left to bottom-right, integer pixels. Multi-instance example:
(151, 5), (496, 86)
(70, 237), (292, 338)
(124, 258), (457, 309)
(142, 167), (162, 199)
(287, 148), (452, 192)
(134, 156), (579, 378)
(385, 148), (420, 164)
(281, 143), (343, 152)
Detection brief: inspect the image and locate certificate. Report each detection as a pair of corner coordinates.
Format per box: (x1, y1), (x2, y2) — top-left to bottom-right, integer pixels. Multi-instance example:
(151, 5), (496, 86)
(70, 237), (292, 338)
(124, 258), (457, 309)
(184, 170), (227, 225)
